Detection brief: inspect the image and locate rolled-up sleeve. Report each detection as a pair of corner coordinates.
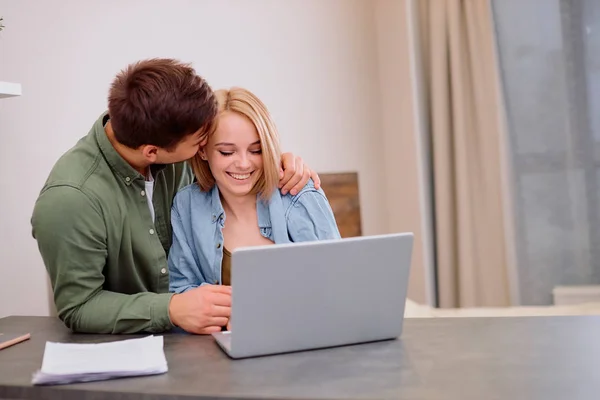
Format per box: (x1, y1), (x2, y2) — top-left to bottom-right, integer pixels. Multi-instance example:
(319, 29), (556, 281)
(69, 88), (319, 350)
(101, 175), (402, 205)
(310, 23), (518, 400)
(286, 189), (341, 242)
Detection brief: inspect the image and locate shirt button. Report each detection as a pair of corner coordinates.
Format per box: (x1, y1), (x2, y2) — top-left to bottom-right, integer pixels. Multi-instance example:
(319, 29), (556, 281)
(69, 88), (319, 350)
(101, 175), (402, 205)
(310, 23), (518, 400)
(217, 243), (221, 249)
(161, 268), (167, 274)
(141, 190), (146, 196)
(125, 177), (131, 182)
(149, 229), (155, 235)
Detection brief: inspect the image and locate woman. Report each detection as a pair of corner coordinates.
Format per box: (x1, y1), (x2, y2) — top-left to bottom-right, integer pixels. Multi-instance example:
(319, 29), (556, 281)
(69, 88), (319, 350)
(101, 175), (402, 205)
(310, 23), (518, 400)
(168, 87), (341, 296)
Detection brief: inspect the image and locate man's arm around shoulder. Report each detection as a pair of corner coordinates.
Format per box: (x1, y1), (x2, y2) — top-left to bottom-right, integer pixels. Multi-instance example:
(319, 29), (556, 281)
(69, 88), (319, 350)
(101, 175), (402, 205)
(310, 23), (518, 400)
(31, 185), (173, 334)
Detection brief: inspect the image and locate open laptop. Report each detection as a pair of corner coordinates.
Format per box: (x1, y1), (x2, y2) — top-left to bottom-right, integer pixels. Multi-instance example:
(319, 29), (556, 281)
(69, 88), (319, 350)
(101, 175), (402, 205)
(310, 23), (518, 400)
(212, 232), (414, 359)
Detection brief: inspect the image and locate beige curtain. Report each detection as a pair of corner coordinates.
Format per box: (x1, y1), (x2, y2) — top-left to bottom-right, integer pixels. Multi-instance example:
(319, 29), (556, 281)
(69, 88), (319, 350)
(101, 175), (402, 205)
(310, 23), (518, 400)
(418, 0), (512, 307)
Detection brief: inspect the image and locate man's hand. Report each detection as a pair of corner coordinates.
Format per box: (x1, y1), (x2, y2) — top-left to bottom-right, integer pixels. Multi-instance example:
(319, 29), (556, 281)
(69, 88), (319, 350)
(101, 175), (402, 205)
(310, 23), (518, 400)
(168, 285), (231, 334)
(279, 153), (321, 195)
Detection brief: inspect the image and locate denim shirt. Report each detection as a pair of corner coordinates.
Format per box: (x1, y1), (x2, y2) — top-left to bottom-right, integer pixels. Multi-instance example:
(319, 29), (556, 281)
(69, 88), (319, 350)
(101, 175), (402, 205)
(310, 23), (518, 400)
(168, 180), (341, 293)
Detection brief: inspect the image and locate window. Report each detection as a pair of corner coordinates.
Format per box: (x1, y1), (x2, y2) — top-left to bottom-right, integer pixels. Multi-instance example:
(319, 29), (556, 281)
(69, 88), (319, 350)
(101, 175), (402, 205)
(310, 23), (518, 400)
(493, 0), (600, 304)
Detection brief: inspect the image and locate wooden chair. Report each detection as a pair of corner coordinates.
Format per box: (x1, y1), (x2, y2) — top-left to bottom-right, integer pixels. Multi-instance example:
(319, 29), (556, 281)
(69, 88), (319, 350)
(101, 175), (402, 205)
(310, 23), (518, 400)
(318, 172), (362, 238)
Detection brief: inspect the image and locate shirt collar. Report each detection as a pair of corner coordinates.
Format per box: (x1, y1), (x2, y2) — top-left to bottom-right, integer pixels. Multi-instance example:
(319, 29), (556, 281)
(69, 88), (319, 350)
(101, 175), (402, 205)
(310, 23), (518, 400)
(95, 111), (166, 186)
(256, 197), (271, 229)
(208, 184), (272, 229)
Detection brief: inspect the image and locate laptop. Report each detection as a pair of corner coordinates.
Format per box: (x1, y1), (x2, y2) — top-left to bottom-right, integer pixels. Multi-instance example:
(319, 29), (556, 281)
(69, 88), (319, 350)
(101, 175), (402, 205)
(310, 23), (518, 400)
(212, 232), (414, 359)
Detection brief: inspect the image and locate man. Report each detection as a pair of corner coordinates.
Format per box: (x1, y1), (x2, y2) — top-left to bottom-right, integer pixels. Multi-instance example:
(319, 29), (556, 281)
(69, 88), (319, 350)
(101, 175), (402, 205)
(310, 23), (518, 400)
(31, 58), (320, 335)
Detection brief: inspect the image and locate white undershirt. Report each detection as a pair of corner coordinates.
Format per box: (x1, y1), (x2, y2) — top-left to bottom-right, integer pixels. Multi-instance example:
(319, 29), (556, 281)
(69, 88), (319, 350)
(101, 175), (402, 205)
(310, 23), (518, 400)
(145, 171), (155, 223)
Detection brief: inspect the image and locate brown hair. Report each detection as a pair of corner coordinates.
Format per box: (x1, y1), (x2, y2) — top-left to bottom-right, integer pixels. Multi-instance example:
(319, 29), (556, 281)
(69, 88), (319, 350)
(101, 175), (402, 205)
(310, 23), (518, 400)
(191, 87), (281, 199)
(108, 58), (217, 150)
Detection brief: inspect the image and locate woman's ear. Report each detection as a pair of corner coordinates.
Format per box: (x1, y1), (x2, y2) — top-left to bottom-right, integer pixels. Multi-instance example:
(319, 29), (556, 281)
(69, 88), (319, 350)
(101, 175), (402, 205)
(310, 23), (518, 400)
(199, 148), (208, 161)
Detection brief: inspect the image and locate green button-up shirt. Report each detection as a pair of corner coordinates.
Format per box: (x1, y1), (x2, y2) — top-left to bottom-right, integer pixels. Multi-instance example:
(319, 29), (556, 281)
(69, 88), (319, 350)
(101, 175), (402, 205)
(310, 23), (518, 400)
(31, 112), (194, 334)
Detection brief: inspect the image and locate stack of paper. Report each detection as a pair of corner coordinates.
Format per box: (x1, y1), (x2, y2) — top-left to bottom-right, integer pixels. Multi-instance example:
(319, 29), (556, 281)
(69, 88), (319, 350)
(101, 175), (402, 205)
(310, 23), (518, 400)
(32, 335), (168, 385)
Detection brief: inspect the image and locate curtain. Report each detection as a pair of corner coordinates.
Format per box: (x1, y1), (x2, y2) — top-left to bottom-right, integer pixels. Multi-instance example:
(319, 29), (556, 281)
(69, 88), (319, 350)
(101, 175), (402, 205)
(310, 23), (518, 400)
(417, 0), (513, 307)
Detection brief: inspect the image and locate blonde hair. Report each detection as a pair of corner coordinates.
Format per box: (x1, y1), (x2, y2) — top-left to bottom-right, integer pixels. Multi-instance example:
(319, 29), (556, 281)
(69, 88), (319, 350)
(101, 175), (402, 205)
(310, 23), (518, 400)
(190, 87), (282, 199)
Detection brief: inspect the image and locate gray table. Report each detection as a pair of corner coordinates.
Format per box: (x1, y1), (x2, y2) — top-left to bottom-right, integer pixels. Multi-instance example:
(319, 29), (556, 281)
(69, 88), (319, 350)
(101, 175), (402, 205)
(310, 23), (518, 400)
(1, 315), (600, 400)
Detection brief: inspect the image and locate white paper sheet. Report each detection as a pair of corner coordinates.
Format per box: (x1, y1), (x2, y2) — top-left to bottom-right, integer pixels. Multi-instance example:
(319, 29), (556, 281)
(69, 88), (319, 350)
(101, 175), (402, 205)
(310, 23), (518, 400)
(31, 335), (168, 385)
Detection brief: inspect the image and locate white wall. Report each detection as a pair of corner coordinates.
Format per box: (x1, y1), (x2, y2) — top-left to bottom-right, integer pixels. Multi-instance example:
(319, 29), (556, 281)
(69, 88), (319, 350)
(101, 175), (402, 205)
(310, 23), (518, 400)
(0, 0), (390, 317)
